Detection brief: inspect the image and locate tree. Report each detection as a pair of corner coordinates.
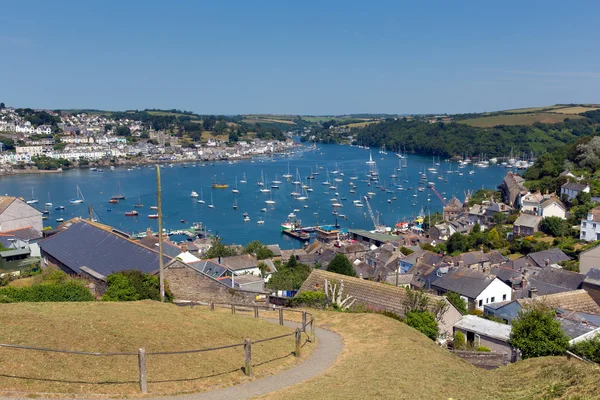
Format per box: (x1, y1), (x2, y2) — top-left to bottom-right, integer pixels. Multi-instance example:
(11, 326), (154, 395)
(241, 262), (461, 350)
(509, 304), (569, 359)
(576, 190), (592, 206)
(115, 126), (131, 136)
(446, 232), (468, 254)
(243, 240), (274, 260)
(405, 311), (439, 340)
(0, 102), (5, 109)
(453, 331), (466, 350)
(570, 335), (600, 363)
(445, 291), (467, 314)
(267, 258), (311, 291)
(203, 237), (238, 259)
(326, 253), (356, 277)
(540, 216), (568, 237)
(102, 270), (172, 302)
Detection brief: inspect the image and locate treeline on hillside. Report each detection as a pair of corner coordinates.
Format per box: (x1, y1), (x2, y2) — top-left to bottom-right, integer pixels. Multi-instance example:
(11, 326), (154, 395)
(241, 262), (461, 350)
(15, 108), (61, 129)
(351, 117), (599, 157)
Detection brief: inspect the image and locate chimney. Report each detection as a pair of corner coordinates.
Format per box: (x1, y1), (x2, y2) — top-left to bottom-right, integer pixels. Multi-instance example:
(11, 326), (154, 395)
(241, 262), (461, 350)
(146, 227), (153, 237)
(529, 287), (538, 299)
(545, 259), (550, 267)
(218, 256), (221, 264)
(459, 260), (464, 268)
(181, 242), (188, 253)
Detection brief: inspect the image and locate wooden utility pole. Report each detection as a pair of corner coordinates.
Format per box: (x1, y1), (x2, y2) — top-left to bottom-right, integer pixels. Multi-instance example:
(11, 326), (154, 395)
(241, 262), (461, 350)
(156, 165), (165, 302)
(88, 205), (93, 221)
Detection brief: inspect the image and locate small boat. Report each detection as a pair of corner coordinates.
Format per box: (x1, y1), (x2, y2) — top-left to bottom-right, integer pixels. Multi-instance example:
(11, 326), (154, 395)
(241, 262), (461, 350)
(233, 199), (238, 210)
(55, 205), (65, 210)
(148, 214), (158, 219)
(42, 216), (48, 220)
(125, 210), (139, 216)
(150, 206), (158, 210)
(45, 193), (52, 207)
(42, 210), (50, 215)
(208, 193), (214, 208)
(134, 194), (143, 208)
(191, 191), (199, 198)
(26, 188), (38, 205)
(240, 173), (247, 184)
(180, 219), (185, 223)
(55, 218), (64, 222)
(111, 181), (126, 200)
(212, 173), (228, 189)
(244, 216), (250, 222)
(232, 176), (239, 194)
(257, 220), (264, 224)
(261, 208), (267, 212)
(109, 199), (119, 204)
(197, 189), (205, 204)
(70, 185), (85, 204)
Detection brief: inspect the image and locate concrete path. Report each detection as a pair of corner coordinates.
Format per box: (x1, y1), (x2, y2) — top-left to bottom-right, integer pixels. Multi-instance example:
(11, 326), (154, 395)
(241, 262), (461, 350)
(0, 319), (343, 400)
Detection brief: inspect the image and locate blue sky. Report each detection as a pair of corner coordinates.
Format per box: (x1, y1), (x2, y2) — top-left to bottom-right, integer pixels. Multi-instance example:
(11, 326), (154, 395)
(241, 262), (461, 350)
(1, 0), (599, 115)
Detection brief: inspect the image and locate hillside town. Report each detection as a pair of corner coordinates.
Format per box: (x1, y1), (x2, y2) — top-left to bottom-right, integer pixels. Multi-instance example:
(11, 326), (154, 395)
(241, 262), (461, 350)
(0, 106), (297, 170)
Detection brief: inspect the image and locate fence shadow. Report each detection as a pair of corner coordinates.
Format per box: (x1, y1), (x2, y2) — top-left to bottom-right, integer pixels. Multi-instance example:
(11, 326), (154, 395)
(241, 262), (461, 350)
(0, 373), (136, 385)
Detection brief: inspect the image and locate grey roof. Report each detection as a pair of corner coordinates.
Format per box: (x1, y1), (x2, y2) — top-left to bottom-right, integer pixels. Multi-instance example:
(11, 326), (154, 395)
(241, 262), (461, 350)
(218, 254), (258, 271)
(39, 220), (169, 276)
(432, 267), (498, 299)
(527, 248), (571, 268)
(266, 244), (282, 257)
(534, 268), (584, 290)
(4, 226), (42, 241)
(541, 197), (565, 211)
(561, 182), (587, 191)
(559, 318), (599, 340)
(490, 265), (522, 284)
(137, 236), (182, 258)
(453, 315), (512, 341)
(514, 214), (542, 228)
(188, 259), (229, 279)
(0, 248), (31, 258)
(500, 257), (533, 272)
(584, 268), (600, 286)
(453, 251), (490, 266)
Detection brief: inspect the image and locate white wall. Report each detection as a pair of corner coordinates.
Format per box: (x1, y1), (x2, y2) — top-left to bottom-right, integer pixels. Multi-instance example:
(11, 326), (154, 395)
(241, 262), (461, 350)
(474, 278), (512, 310)
(542, 203), (566, 219)
(0, 199), (43, 232)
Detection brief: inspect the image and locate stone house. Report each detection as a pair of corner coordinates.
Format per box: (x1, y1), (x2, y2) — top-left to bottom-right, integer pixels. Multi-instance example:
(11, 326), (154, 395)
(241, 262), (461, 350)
(453, 250), (507, 272)
(512, 214), (542, 236)
(216, 254), (261, 276)
(560, 181), (590, 201)
(498, 172), (527, 208)
(443, 196), (463, 221)
(453, 315), (513, 354)
(583, 268), (600, 307)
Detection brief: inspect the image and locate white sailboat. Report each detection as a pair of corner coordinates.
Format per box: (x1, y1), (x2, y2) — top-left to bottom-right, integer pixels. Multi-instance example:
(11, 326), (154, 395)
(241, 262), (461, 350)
(240, 173), (247, 184)
(197, 188), (206, 204)
(282, 162), (293, 179)
(260, 175), (271, 193)
(232, 176), (239, 194)
(208, 192), (214, 208)
(257, 170), (265, 187)
(26, 188), (38, 205)
(70, 185), (84, 204)
(45, 193), (52, 207)
(265, 190), (276, 205)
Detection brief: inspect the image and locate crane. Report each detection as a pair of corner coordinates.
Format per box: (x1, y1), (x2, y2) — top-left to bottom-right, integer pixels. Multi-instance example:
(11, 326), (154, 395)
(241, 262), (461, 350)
(364, 195), (386, 233)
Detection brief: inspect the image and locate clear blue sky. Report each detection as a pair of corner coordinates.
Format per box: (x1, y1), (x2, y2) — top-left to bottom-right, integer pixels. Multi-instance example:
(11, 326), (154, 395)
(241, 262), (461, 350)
(2, 0), (599, 115)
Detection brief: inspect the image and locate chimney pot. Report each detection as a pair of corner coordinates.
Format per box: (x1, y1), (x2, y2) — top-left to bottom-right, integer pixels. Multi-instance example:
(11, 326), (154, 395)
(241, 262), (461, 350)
(545, 258), (550, 267)
(529, 287), (538, 299)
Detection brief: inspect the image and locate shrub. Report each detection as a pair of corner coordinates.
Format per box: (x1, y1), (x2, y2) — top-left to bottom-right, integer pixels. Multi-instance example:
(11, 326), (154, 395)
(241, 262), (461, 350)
(445, 291), (467, 315)
(509, 304), (569, 359)
(102, 270), (172, 302)
(0, 281), (94, 303)
(290, 291), (326, 308)
(326, 254), (356, 277)
(405, 310), (439, 341)
(453, 331), (466, 350)
(570, 335), (600, 363)
(476, 346), (491, 352)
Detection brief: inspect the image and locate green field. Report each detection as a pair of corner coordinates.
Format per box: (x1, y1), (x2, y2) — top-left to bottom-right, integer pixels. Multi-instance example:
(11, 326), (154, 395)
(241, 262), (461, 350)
(502, 105), (565, 114)
(460, 113), (582, 128)
(0, 301), (311, 396)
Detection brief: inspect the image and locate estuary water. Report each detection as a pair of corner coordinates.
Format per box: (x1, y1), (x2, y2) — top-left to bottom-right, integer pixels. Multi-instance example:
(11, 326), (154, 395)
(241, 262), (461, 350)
(0, 144), (512, 249)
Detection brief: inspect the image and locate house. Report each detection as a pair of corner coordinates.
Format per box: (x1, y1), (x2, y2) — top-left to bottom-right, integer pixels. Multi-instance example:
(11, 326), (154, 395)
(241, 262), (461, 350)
(521, 192), (544, 214)
(579, 206), (600, 242)
(561, 182), (590, 201)
(136, 230), (182, 258)
(364, 243), (401, 272)
(443, 196), (463, 221)
(453, 315), (513, 354)
(399, 249), (443, 274)
(526, 248), (571, 269)
(579, 245), (600, 275)
(0, 196), (43, 233)
(265, 244), (282, 259)
(512, 214), (542, 236)
(430, 217), (476, 241)
(484, 301), (523, 324)
(540, 197), (566, 219)
(582, 268), (600, 307)
(498, 172), (527, 208)
(557, 311), (600, 345)
(298, 269), (463, 338)
(516, 268), (585, 298)
(452, 250), (507, 272)
(485, 201), (513, 221)
(431, 267), (512, 311)
(163, 259), (266, 305)
(38, 219), (171, 294)
(216, 254), (260, 276)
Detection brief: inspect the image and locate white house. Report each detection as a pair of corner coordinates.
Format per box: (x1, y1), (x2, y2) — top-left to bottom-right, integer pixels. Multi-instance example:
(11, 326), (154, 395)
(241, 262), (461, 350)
(561, 182), (590, 201)
(15, 146), (44, 157)
(218, 254), (261, 277)
(540, 197), (567, 219)
(580, 206), (600, 242)
(431, 267), (512, 311)
(521, 192), (543, 214)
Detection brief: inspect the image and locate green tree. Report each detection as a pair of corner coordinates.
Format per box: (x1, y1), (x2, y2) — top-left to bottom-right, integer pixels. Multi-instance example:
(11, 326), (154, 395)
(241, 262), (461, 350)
(446, 232), (468, 254)
(243, 240), (274, 260)
(203, 237), (238, 259)
(405, 311), (439, 340)
(570, 335), (600, 363)
(509, 304), (569, 359)
(115, 126), (131, 136)
(540, 216), (568, 237)
(445, 291), (467, 314)
(326, 253), (356, 276)
(267, 258), (311, 291)
(102, 270), (172, 302)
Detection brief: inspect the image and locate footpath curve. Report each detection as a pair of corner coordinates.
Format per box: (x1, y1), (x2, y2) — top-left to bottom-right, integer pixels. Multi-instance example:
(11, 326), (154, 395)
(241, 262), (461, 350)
(0, 319), (343, 400)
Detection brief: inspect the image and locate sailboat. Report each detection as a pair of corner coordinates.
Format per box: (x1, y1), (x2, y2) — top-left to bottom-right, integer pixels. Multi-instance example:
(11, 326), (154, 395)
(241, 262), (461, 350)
(265, 190), (276, 205)
(134, 194), (143, 208)
(212, 173), (228, 189)
(260, 176), (271, 193)
(232, 176), (239, 194)
(240, 173), (247, 184)
(111, 181), (126, 200)
(70, 185), (84, 204)
(26, 188), (38, 205)
(282, 162), (293, 179)
(257, 170), (265, 187)
(208, 193), (214, 208)
(197, 189), (206, 204)
(233, 199), (238, 210)
(45, 193), (52, 207)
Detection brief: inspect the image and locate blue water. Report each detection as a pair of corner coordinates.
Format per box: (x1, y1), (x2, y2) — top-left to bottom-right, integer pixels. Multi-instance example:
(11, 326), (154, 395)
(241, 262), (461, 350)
(0, 144), (512, 249)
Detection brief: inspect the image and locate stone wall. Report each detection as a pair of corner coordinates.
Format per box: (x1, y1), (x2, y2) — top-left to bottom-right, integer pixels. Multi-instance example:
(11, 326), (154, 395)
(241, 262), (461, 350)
(451, 350), (509, 370)
(164, 261), (266, 305)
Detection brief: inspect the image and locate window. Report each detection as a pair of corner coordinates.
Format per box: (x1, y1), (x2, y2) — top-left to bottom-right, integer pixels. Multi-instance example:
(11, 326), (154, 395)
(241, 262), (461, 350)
(479, 299), (483, 307)
(502, 294), (507, 301)
(491, 296), (495, 303)
(486, 298), (489, 304)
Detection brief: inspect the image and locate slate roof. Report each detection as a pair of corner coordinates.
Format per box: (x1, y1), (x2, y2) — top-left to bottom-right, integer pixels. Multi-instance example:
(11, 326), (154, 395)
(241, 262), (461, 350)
(559, 318), (599, 340)
(490, 265), (523, 284)
(518, 290), (600, 315)
(453, 251), (490, 267)
(453, 315), (512, 342)
(527, 248), (571, 268)
(217, 254), (258, 271)
(500, 257), (533, 272)
(186, 259), (229, 279)
(534, 268), (584, 290)
(513, 214), (542, 228)
(487, 250), (508, 266)
(407, 261), (439, 289)
(445, 196), (463, 210)
(586, 206), (600, 222)
(137, 236), (182, 258)
(584, 268), (600, 286)
(266, 244), (282, 257)
(3, 226), (42, 241)
(39, 219), (170, 277)
(562, 182), (588, 191)
(431, 267), (497, 299)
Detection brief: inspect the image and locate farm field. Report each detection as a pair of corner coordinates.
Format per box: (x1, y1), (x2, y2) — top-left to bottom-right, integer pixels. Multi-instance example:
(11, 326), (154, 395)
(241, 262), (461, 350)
(459, 113), (582, 128)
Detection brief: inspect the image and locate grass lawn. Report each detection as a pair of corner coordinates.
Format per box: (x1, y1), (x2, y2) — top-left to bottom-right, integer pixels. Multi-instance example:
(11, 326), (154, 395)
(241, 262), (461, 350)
(242, 119), (296, 125)
(257, 311), (600, 400)
(460, 113), (582, 128)
(501, 105), (565, 113)
(0, 301), (313, 396)
(340, 120), (379, 129)
(550, 106), (600, 114)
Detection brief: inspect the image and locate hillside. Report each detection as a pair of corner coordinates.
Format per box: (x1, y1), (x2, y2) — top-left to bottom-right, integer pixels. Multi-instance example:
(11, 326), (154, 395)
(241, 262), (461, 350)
(259, 311), (600, 400)
(0, 301), (311, 395)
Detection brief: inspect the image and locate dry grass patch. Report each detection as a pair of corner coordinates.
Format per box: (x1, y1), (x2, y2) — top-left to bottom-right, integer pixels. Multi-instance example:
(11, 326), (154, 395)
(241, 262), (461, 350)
(257, 310), (600, 400)
(0, 301), (312, 396)
(460, 113), (581, 127)
(550, 106), (600, 114)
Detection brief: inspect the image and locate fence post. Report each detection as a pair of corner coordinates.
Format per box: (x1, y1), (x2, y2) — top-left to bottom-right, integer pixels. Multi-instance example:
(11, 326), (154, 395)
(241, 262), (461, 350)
(244, 338), (252, 376)
(295, 328), (301, 357)
(254, 305), (259, 318)
(310, 316), (315, 342)
(210, 302), (214, 311)
(302, 311), (307, 331)
(138, 348), (147, 394)
(231, 304), (236, 314)
(279, 308), (284, 325)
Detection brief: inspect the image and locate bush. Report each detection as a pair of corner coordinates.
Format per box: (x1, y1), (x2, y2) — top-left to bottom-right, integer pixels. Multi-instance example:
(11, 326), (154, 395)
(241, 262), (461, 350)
(454, 331), (466, 350)
(0, 281), (94, 302)
(445, 291), (468, 315)
(267, 258), (311, 291)
(405, 310), (439, 340)
(509, 304), (569, 359)
(102, 270), (172, 302)
(570, 335), (600, 363)
(476, 346), (491, 352)
(326, 253), (356, 277)
(290, 291), (326, 308)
